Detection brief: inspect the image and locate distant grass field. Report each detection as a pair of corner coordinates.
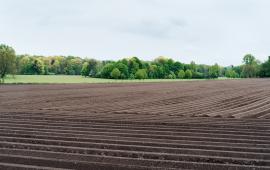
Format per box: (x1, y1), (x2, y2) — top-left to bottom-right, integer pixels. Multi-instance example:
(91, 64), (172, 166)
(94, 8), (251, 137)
(3, 75), (213, 84)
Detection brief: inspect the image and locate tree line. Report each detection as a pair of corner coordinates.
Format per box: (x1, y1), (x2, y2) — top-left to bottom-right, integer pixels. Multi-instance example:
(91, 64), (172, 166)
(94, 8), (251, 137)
(1, 44), (270, 82)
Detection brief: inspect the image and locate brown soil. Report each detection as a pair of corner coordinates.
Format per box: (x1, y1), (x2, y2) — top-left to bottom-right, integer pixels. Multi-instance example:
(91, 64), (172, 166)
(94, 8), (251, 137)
(0, 79), (270, 169)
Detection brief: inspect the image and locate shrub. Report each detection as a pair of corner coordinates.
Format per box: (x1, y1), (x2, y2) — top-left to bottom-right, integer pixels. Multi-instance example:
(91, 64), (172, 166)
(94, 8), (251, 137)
(166, 71), (176, 79)
(81, 62), (90, 77)
(178, 70), (185, 79)
(111, 68), (121, 79)
(192, 72), (204, 79)
(135, 69), (147, 79)
(185, 69), (192, 79)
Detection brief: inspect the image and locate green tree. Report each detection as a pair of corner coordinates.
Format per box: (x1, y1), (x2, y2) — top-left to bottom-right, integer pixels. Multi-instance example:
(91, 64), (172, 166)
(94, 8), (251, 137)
(135, 69), (147, 79)
(178, 70), (185, 79)
(80, 59), (98, 77)
(156, 66), (166, 78)
(154, 56), (170, 78)
(128, 57), (141, 74)
(154, 56), (168, 65)
(56, 56), (66, 74)
(243, 54), (255, 65)
(13, 53), (270, 80)
(101, 63), (115, 78)
(260, 56), (270, 77)
(62, 56), (82, 75)
(185, 69), (192, 79)
(111, 68), (121, 79)
(208, 64), (220, 78)
(49, 58), (60, 74)
(81, 62), (90, 77)
(167, 71), (176, 79)
(32, 58), (45, 75)
(44, 65), (49, 75)
(225, 69), (238, 78)
(87, 59), (98, 77)
(172, 61), (184, 73)
(167, 59), (175, 72)
(190, 61), (197, 73)
(148, 64), (159, 79)
(42, 57), (50, 75)
(232, 65), (241, 76)
(18, 55), (31, 74)
(241, 54), (259, 78)
(71, 58), (83, 75)
(0, 44), (16, 82)
(115, 62), (129, 79)
(192, 72), (204, 79)
(197, 64), (209, 78)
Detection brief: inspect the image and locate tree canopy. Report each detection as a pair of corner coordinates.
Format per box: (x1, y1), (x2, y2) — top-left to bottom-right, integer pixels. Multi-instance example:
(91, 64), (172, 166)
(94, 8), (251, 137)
(2, 44), (270, 81)
(111, 68), (121, 79)
(0, 44), (16, 83)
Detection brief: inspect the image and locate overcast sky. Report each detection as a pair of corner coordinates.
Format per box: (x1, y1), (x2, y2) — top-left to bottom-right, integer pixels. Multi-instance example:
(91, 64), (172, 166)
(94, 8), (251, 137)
(1, 0), (270, 65)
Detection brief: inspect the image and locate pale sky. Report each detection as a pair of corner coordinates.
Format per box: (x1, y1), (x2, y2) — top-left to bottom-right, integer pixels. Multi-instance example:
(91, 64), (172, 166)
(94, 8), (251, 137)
(1, 0), (270, 65)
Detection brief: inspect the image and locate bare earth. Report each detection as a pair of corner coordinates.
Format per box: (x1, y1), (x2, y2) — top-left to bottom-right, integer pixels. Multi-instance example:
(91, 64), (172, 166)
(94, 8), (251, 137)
(0, 79), (270, 169)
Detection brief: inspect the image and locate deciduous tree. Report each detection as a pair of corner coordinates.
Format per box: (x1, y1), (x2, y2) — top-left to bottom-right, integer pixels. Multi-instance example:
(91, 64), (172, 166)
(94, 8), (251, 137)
(135, 69), (147, 79)
(178, 70), (185, 79)
(241, 54), (259, 78)
(260, 56), (270, 77)
(111, 68), (121, 79)
(0, 44), (16, 83)
(208, 64), (220, 78)
(185, 69), (192, 79)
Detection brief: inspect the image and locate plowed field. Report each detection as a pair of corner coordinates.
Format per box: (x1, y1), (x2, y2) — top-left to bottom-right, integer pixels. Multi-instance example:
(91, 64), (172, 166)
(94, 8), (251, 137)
(0, 79), (270, 169)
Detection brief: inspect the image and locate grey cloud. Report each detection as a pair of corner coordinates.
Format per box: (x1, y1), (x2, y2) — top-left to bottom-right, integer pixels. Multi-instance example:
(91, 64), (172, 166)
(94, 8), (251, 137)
(119, 17), (188, 39)
(1, 0), (270, 65)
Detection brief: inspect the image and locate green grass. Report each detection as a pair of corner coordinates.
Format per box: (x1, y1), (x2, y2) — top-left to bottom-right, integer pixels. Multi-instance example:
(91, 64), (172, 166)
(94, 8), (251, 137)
(3, 75), (212, 84)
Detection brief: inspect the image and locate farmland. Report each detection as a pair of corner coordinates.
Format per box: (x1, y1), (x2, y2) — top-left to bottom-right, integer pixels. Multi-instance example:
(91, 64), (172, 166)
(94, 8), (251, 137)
(0, 79), (270, 169)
